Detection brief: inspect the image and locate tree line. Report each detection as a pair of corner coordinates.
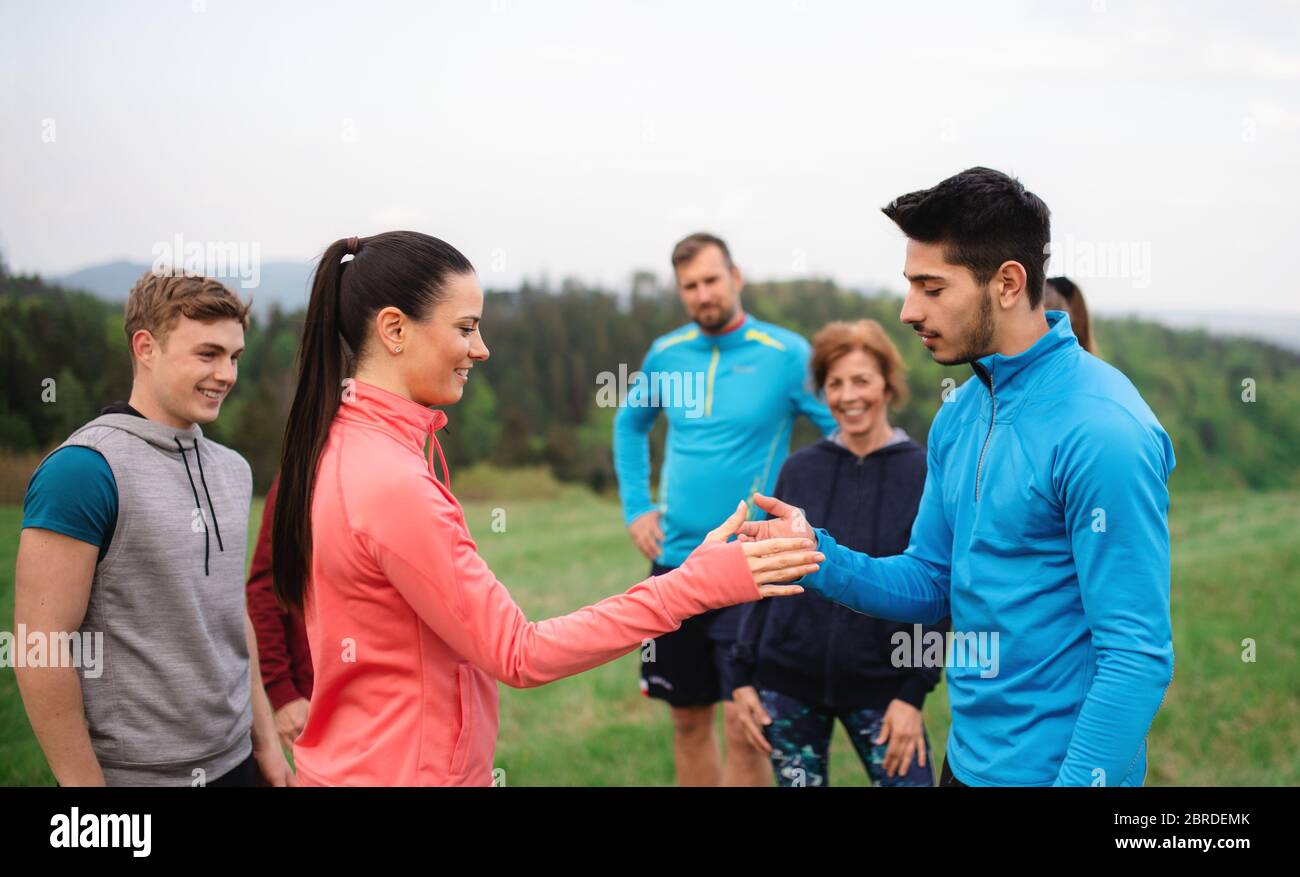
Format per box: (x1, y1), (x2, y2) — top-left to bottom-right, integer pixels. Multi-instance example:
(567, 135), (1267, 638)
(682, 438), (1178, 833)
(3, 255), (1298, 497)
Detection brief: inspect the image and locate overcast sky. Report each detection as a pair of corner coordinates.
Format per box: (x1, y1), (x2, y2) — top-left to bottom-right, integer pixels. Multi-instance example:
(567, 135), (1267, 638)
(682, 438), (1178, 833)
(3, 0), (1298, 316)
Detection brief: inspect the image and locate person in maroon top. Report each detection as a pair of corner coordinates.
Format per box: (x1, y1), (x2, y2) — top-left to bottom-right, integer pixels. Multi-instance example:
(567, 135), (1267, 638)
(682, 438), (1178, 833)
(245, 476), (315, 752)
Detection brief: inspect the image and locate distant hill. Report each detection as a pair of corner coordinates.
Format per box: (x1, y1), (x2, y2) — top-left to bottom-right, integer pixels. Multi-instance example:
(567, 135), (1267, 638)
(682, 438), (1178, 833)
(57, 260), (316, 315)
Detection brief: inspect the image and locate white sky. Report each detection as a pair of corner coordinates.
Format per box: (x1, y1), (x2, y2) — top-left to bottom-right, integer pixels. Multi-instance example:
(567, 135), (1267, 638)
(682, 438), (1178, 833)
(2, 0), (1298, 316)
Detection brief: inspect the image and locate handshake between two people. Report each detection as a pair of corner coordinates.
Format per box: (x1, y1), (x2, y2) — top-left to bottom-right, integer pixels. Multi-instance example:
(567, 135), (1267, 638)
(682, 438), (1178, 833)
(639, 493), (819, 598)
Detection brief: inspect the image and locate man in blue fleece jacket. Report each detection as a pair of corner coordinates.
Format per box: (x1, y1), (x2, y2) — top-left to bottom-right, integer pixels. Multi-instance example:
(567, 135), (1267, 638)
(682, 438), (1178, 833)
(613, 233), (835, 786)
(740, 167), (1176, 786)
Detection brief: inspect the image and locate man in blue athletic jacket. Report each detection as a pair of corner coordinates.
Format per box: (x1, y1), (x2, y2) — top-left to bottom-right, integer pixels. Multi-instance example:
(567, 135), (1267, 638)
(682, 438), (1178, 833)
(739, 168), (1176, 786)
(613, 233), (836, 786)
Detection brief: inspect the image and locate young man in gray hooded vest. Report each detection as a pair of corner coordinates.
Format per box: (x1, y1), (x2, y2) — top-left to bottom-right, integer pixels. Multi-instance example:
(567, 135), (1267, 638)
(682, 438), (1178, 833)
(14, 271), (293, 786)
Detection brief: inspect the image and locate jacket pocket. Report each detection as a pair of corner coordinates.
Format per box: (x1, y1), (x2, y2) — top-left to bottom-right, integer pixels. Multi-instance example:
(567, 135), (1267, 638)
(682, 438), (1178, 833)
(448, 662), (499, 784)
(449, 663), (479, 778)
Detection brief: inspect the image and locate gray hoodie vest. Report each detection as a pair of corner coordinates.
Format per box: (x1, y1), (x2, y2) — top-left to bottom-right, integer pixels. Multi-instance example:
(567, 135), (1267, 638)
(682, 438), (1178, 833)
(54, 413), (253, 786)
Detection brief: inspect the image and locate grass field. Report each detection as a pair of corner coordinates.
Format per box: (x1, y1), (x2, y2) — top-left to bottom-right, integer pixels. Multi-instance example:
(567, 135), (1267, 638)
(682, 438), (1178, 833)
(2, 487), (1297, 786)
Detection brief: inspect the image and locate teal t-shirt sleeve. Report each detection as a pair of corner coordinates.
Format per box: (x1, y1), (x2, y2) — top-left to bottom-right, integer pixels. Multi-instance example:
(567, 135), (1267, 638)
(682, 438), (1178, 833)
(22, 446), (119, 559)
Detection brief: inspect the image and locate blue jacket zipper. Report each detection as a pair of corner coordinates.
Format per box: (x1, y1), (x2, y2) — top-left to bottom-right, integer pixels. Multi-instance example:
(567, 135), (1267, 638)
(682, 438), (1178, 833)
(972, 363), (997, 501)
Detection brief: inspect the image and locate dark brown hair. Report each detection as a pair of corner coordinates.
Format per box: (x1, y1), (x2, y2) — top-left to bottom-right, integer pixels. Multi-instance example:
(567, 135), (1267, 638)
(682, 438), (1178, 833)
(671, 232), (734, 270)
(1045, 276), (1095, 354)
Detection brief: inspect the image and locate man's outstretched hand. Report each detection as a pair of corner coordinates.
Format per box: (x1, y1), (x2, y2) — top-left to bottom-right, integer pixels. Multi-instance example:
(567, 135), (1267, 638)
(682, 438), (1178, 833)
(735, 493), (814, 544)
(702, 500), (821, 596)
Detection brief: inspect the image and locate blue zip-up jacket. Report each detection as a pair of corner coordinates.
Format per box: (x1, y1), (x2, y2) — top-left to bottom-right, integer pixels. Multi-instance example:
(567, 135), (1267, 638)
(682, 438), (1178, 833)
(613, 313), (836, 580)
(800, 311), (1176, 786)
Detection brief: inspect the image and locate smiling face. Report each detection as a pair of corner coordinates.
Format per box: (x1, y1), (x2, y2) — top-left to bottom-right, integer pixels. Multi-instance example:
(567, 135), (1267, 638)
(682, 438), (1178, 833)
(675, 243), (743, 332)
(131, 315), (245, 429)
(393, 271), (490, 407)
(823, 348), (892, 439)
(898, 239), (998, 366)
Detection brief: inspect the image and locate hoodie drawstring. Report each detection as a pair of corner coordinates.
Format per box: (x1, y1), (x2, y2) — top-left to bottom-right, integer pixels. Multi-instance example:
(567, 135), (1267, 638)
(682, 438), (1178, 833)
(427, 423), (451, 490)
(193, 439), (225, 553)
(175, 437), (223, 576)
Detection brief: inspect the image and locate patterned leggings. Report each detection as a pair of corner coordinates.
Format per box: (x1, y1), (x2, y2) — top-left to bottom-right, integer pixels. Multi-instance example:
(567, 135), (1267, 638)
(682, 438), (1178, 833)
(760, 688), (935, 787)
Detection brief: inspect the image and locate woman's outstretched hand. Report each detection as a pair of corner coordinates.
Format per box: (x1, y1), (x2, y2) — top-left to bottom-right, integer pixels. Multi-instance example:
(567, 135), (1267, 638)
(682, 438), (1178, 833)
(703, 500), (822, 597)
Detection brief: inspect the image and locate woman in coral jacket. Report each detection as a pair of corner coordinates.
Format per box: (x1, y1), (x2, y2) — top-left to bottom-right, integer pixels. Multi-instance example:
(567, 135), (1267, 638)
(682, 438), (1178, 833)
(271, 231), (822, 786)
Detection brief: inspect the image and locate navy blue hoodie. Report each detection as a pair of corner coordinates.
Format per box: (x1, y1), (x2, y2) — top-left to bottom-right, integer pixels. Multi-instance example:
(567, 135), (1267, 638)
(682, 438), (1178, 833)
(730, 431), (950, 711)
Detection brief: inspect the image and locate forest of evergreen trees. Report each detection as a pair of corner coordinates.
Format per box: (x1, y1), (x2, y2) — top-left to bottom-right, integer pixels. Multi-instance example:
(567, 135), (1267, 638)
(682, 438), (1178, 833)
(3, 253), (1298, 498)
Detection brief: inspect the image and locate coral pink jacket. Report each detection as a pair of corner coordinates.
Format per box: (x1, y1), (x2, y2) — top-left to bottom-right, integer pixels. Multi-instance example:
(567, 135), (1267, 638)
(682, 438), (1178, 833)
(292, 380), (760, 786)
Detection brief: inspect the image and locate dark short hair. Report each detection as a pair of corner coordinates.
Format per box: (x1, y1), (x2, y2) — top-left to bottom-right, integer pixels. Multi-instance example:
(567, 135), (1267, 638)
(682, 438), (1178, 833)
(882, 167), (1051, 308)
(671, 232), (734, 270)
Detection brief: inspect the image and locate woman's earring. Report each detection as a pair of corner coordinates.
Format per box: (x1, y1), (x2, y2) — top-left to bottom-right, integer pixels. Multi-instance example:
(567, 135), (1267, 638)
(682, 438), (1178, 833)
(394, 346), (402, 353)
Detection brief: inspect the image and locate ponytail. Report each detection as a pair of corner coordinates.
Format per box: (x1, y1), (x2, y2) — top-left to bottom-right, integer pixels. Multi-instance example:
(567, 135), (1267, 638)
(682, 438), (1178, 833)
(272, 238), (352, 612)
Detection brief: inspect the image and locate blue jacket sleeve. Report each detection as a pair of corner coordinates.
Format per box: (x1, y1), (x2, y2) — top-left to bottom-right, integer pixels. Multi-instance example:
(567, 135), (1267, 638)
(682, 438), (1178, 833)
(612, 349), (662, 526)
(1051, 406), (1176, 787)
(800, 422), (953, 625)
(787, 339), (837, 437)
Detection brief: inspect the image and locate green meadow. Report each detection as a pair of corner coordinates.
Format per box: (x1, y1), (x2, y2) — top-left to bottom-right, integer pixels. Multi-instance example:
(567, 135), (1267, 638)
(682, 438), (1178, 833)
(2, 486), (1296, 786)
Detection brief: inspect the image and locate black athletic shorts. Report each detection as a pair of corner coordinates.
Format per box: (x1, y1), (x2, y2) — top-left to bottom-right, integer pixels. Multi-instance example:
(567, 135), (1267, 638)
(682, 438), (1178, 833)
(939, 757), (967, 787)
(209, 752), (260, 787)
(638, 562), (739, 707)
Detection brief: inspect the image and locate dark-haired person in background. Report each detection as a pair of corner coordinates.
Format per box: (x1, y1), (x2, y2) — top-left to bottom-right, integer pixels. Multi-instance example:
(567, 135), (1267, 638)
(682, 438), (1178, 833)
(738, 167), (1176, 786)
(15, 272), (292, 787)
(731, 319), (949, 787)
(1044, 275), (1095, 354)
(272, 231), (822, 786)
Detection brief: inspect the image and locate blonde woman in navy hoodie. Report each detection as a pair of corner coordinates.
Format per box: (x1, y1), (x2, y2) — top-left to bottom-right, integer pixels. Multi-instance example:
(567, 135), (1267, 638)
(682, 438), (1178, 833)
(731, 320), (950, 786)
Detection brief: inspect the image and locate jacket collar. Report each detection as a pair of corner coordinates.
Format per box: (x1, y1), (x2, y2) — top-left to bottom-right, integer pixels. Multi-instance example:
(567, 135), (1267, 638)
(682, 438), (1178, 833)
(698, 312), (754, 350)
(336, 379), (451, 482)
(970, 310), (1078, 406)
(89, 412), (204, 452)
(826, 426), (914, 459)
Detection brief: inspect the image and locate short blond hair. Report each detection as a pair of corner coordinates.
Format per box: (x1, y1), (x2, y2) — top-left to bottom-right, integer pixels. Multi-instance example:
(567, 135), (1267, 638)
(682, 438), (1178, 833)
(810, 319), (910, 410)
(124, 271), (251, 357)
